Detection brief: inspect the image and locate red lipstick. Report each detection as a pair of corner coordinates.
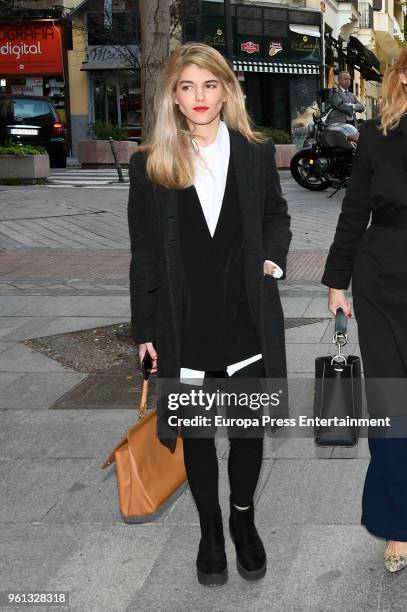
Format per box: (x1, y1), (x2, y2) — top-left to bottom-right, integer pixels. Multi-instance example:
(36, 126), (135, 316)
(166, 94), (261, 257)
(193, 106), (209, 112)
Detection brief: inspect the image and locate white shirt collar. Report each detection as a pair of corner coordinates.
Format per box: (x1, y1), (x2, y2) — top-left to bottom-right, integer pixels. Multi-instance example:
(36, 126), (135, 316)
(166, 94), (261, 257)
(191, 120), (230, 236)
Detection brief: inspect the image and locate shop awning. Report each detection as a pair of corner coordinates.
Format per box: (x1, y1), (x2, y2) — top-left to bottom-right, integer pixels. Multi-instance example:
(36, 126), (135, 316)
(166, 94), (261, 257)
(325, 33), (382, 82)
(67, 0), (89, 18)
(346, 37), (382, 82)
(288, 25), (321, 38)
(81, 60), (133, 71)
(233, 60), (320, 75)
(347, 36), (381, 70)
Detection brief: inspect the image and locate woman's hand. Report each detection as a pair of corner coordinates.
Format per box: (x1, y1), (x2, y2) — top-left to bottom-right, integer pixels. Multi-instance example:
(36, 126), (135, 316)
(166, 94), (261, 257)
(138, 342), (158, 374)
(328, 288), (352, 318)
(263, 261), (276, 276)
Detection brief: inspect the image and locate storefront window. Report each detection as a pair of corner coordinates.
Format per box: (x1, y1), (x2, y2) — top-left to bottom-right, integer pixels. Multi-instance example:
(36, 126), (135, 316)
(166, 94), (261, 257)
(93, 77), (106, 123)
(289, 75), (320, 148)
(90, 70), (141, 135)
(119, 70), (141, 127)
(106, 80), (118, 124)
(92, 73), (118, 124)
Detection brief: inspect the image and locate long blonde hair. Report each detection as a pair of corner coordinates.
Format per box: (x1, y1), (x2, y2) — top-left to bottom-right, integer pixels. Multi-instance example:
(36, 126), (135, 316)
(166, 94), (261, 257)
(137, 42), (268, 189)
(379, 46), (407, 136)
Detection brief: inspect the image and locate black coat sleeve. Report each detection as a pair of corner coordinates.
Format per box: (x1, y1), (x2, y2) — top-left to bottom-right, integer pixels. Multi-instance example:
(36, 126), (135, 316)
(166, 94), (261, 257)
(262, 141), (292, 278)
(127, 152), (160, 343)
(321, 122), (372, 289)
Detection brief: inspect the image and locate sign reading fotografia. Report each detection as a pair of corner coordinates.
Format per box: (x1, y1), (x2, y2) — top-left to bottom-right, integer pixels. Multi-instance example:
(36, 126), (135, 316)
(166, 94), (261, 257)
(0, 22), (63, 75)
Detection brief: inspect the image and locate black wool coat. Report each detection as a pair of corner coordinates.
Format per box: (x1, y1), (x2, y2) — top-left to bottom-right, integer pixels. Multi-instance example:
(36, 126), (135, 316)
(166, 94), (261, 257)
(322, 114), (407, 381)
(322, 115), (407, 291)
(128, 127), (292, 449)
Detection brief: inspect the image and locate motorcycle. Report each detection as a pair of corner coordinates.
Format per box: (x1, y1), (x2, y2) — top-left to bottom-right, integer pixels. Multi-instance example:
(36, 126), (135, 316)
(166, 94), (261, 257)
(290, 107), (359, 194)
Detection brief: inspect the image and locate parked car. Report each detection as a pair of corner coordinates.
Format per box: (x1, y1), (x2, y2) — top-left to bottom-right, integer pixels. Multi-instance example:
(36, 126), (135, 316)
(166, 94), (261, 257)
(0, 95), (67, 167)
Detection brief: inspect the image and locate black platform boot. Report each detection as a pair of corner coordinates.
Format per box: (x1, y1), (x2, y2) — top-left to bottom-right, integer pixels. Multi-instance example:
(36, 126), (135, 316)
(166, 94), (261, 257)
(196, 507), (228, 586)
(229, 495), (267, 580)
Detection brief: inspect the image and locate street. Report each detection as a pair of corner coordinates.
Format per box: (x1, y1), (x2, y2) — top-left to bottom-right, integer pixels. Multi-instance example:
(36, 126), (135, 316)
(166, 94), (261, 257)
(0, 171), (401, 612)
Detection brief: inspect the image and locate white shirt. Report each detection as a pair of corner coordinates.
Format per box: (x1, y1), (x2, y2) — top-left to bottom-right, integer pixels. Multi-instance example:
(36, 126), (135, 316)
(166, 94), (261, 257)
(179, 120), (283, 385)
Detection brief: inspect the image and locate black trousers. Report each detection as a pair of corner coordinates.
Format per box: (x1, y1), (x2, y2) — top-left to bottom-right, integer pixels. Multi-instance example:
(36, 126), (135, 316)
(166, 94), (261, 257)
(181, 359), (265, 515)
(353, 293), (407, 540)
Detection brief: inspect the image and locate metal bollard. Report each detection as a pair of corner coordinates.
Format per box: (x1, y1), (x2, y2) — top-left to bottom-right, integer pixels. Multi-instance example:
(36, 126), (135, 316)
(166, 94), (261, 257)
(108, 137), (125, 183)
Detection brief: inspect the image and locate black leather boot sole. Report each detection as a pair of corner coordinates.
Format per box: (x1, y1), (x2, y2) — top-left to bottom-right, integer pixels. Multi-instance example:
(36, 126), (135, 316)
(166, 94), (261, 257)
(197, 567), (228, 586)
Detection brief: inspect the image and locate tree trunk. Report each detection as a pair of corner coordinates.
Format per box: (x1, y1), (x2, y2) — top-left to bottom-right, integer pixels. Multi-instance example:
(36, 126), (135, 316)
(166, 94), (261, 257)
(139, 0), (170, 142)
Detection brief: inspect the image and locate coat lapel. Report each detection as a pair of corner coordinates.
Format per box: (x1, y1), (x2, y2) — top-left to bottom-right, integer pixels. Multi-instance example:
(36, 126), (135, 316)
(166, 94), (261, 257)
(153, 125), (263, 257)
(228, 128), (264, 331)
(228, 128), (263, 247)
(151, 126), (264, 361)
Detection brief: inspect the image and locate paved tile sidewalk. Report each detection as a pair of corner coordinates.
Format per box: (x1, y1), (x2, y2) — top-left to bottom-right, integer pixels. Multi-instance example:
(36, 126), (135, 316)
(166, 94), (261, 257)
(0, 177), (403, 612)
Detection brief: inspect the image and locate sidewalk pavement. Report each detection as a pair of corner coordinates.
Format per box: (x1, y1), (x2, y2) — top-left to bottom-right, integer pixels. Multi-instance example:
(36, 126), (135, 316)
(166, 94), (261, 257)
(0, 175), (404, 612)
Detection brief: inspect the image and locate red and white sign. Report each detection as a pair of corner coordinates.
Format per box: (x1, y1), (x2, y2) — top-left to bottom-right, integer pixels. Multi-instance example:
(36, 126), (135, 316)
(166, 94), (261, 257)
(0, 22), (63, 75)
(240, 41), (260, 54)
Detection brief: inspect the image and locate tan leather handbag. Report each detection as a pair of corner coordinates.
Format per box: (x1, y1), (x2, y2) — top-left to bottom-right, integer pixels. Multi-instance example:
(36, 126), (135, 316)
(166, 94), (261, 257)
(101, 378), (187, 523)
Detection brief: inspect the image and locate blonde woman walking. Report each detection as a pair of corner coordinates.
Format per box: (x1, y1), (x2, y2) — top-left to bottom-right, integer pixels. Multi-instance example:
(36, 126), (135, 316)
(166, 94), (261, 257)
(128, 42), (291, 586)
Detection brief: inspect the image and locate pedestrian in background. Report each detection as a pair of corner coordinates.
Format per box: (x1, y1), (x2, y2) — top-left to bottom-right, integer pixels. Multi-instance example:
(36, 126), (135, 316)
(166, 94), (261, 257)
(326, 71), (365, 126)
(322, 47), (407, 573)
(127, 42), (291, 586)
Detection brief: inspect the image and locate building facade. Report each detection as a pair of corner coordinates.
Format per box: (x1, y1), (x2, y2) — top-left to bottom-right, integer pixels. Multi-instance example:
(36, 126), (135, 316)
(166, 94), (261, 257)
(184, 0), (324, 144)
(2, 0), (403, 155)
(68, 0), (140, 155)
(0, 0), (141, 156)
(185, 0), (405, 138)
(0, 1), (70, 145)
(309, 0), (405, 118)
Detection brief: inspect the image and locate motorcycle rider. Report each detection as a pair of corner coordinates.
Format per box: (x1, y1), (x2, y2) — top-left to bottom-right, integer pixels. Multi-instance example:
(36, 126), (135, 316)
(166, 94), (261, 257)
(326, 71), (365, 126)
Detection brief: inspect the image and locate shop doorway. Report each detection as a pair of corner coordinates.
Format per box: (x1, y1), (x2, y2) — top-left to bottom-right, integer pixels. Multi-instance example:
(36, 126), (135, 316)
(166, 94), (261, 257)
(89, 69), (141, 138)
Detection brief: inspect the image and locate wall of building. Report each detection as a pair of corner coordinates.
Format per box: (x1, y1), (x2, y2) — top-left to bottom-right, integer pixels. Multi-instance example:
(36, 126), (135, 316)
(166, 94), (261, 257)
(68, 12), (89, 155)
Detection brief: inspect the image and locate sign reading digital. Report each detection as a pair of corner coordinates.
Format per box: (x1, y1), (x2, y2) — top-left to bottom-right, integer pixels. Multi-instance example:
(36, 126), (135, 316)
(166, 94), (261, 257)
(0, 23), (63, 74)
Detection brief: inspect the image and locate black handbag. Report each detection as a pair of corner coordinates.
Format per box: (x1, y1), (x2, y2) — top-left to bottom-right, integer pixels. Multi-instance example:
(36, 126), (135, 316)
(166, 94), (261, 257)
(313, 308), (362, 447)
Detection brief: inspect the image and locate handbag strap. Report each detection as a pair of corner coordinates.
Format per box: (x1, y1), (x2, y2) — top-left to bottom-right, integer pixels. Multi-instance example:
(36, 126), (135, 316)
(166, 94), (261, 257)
(139, 378), (149, 418)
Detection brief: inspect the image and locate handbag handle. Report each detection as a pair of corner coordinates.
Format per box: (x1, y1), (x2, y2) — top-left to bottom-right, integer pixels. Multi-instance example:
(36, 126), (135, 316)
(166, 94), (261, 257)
(333, 307), (347, 346)
(139, 350), (152, 418)
(139, 378), (149, 418)
(331, 308), (348, 369)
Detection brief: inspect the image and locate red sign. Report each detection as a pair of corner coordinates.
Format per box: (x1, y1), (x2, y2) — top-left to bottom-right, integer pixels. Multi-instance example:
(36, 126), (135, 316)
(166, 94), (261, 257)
(0, 22), (63, 75)
(240, 41), (260, 54)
